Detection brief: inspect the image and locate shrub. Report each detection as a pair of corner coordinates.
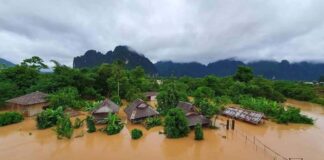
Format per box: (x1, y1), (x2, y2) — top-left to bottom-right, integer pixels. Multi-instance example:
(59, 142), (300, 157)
(55, 115), (74, 139)
(86, 116), (96, 133)
(164, 108), (189, 138)
(131, 128), (143, 140)
(144, 117), (162, 129)
(194, 123), (204, 140)
(104, 113), (124, 135)
(73, 117), (84, 129)
(82, 100), (101, 111)
(36, 107), (64, 129)
(0, 112), (24, 126)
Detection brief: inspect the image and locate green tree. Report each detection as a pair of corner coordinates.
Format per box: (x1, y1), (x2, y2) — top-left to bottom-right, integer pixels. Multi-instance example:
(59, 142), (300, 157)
(320, 76), (324, 82)
(86, 116), (96, 133)
(21, 56), (48, 70)
(194, 98), (220, 118)
(233, 66), (254, 83)
(0, 112), (24, 126)
(194, 86), (214, 99)
(194, 123), (204, 140)
(164, 108), (189, 138)
(157, 83), (188, 115)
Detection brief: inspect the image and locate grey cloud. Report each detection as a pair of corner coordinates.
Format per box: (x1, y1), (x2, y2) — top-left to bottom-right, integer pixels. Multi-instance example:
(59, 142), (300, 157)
(0, 0), (324, 66)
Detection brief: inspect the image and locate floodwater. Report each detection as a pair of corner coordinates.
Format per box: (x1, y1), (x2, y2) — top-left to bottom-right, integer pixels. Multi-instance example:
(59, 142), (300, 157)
(0, 99), (323, 160)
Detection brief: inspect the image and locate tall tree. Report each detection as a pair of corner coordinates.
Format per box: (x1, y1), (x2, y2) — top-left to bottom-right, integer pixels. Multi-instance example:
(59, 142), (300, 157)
(233, 66), (254, 83)
(21, 56), (48, 70)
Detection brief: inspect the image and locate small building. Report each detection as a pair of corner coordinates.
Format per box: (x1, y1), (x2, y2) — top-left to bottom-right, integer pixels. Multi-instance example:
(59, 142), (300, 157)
(222, 107), (265, 125)
(177, 101), (211, 127)
(6, 91), (49, 117)
(144, 92), (158, 101)
(124, 99), (159, 123)
(92, 99), (119, 124)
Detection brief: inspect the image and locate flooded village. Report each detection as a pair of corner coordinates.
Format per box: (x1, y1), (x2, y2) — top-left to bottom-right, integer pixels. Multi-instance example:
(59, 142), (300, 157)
(1, 1), (324, 159)
(1, 97), (324, 160)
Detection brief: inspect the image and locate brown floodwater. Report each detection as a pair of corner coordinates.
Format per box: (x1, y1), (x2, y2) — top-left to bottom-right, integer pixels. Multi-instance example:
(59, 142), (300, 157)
(0, 99), (323, 160)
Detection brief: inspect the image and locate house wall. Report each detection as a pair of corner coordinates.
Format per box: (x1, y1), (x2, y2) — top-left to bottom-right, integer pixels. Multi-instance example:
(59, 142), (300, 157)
(8, 103), (47, 117)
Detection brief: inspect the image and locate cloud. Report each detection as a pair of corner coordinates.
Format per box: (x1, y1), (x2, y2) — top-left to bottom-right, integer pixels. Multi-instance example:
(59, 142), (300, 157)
(0, 0), (324, 66)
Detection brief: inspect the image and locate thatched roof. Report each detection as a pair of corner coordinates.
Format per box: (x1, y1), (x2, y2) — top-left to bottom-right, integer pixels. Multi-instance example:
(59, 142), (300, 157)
(177, 101), (211, 127)
(186, 112), (211, 127)
(92, 99), (119, 114)
(6, 91), (48, 105)
(124, 99), (159, 120)
(177, 101), (198, 114)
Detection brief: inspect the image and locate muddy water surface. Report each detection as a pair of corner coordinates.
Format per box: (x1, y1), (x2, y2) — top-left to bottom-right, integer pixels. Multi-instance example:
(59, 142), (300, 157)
(0, 99), (323, 160)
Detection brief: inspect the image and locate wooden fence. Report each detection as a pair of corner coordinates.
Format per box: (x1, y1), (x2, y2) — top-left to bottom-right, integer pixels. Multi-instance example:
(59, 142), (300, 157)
(228, 126), (303, 160)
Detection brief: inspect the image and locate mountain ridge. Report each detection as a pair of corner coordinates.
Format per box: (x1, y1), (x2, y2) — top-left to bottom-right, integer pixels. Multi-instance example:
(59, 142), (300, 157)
(73, 46), (324, 81)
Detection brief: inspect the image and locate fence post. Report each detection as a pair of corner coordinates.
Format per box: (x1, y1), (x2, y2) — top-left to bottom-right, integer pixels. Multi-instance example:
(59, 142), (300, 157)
(226, 119), (229, 130)
(231, 119), (235, 130)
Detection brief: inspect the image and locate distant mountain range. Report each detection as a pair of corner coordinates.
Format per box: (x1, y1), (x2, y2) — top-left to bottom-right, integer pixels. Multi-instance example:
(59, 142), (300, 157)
(73, 46), (157, 74)
(0, 58), (15, 67)
(73, 46), (324, 81)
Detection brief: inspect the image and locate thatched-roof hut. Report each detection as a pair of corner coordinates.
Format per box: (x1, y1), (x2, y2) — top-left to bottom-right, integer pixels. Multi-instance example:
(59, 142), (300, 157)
(124, 99), (159, 123)
(177, 101), (211, 127)
(6, 91), (49, 117)
(92, 99), (119, 124)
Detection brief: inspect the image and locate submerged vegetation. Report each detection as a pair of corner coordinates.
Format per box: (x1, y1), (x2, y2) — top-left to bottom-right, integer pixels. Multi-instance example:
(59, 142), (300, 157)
(86, 116), (96, 133)
(131, 129), (143, 140)
(0, 112), (24, 126)
(36, 107), (64, 129)
(194, 124), (204, 140)
(238, 96), (313, 124)
(55, 114), (74, 139)
(104, 113), (124, 135)
(144, 117), (162, 130)
(164, 108), (190, 138)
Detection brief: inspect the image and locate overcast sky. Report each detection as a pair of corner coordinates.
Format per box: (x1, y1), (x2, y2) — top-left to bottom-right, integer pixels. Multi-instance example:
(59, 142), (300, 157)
(1, 0), (324, 66)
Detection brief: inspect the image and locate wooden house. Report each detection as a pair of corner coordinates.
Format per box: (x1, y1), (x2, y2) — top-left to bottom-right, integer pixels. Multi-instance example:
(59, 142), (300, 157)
(177, 101), (211, 127)
(124, 99), (159, 123)
(92, 99), (119, 124)
(6, 91), (49, 117)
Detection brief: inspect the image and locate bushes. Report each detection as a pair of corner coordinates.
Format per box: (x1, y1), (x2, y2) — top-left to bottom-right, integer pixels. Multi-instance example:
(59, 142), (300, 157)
(238, 96), (313, 124)
(36, 107), (64, 129)
(0, 112), (24, 126)
(164, 108), (189, 138)
(131, 129), (143, 140)
(277, 107), (314, 124)
(73, 117), (84, 129)
(86, 116), (96, 133)
(55, 115), (74, 139)
(48, 87), (82, 109)
(104, 113), (124, 135)
(194, 124), (204, 140)
(144, 117), (162, 129)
